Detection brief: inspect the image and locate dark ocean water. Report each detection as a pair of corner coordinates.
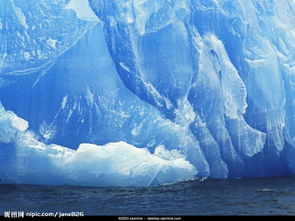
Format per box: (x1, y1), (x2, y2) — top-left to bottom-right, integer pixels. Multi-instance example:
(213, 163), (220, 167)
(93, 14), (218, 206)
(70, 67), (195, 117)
(1, 176), (295, 216)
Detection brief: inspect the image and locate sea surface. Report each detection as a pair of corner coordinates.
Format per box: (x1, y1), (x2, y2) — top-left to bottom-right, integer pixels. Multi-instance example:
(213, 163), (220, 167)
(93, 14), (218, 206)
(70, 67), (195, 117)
(1, 176), (295, 216)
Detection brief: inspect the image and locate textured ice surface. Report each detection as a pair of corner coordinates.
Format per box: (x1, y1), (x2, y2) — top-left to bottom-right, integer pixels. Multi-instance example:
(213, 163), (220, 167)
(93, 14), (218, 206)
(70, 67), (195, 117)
(1, 0), (295, 186)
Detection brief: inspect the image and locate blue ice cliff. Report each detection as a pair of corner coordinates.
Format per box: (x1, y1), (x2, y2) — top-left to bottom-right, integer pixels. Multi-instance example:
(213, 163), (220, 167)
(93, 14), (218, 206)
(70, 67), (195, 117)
(1, 0), (295, 186)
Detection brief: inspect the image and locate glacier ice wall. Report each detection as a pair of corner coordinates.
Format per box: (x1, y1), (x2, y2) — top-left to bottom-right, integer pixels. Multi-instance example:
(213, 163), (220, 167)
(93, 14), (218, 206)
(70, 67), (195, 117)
(89, 0), (295, 178)
(1, 0), (295, 186)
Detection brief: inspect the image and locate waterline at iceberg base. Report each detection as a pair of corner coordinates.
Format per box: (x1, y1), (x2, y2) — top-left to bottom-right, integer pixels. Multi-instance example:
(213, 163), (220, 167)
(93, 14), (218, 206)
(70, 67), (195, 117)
(1, 0), (295, 187)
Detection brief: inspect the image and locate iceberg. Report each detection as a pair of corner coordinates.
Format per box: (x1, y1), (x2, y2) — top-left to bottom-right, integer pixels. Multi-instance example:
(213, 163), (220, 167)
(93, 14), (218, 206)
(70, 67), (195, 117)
(1, 0), (295, 186)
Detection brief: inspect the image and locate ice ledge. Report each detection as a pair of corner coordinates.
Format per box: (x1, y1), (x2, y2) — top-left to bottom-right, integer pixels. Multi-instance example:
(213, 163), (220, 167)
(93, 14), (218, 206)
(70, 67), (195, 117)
(65, 0), (101, 23)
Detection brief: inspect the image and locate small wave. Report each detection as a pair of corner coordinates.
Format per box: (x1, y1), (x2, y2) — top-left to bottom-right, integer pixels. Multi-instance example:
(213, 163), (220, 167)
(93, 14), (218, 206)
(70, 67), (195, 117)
(256, 188), (278, 192)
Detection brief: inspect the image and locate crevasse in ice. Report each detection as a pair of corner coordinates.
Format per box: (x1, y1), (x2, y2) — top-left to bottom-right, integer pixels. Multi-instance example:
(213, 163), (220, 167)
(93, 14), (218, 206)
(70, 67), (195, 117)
(1, 0), (295, 186)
